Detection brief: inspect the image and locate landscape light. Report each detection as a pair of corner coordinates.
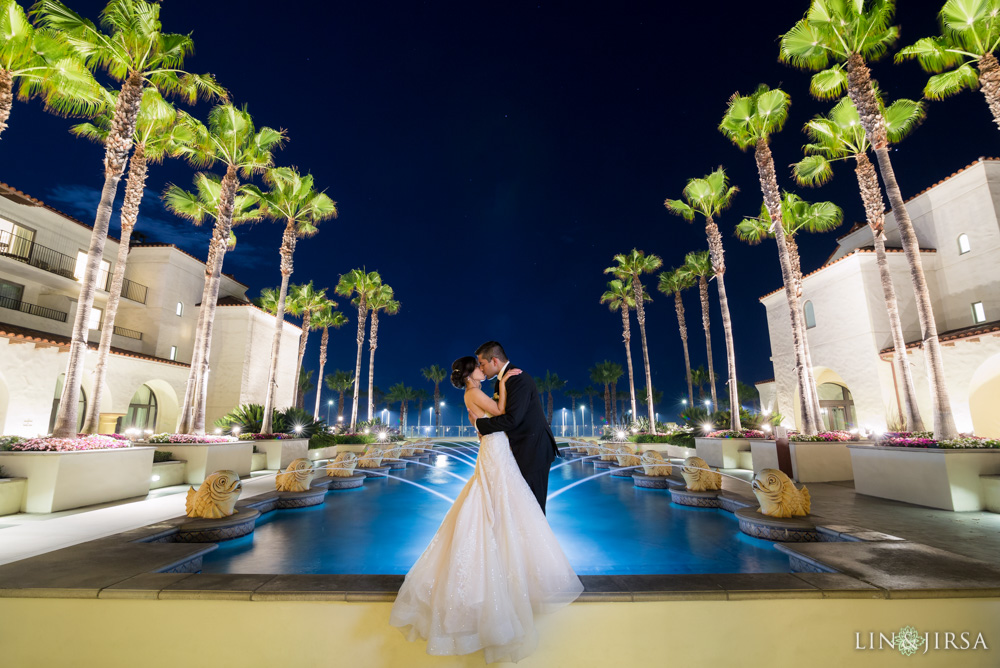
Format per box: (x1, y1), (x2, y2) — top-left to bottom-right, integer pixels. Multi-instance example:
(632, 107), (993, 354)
(151, 475), (160, 482)
(703, 399), (711, 407)
(377, 430), (388, 442)
(215, 428), (222, 435)
(762, 424), (772, 433)
(294, 425), (303, 434)
(232, 427), (241, 435)
(702, 422), (714, 433)
(615, 430), (626, 441)
(338, 416), (344, 422)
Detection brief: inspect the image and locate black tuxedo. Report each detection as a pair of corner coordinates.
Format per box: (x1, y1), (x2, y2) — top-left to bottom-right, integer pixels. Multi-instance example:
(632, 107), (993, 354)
(476, 364), (559, 513)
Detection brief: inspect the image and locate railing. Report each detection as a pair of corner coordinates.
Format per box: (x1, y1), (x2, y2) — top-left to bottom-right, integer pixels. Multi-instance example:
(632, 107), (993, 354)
(113, 325), (142, 340)
(0, 294), (68, 322)
(391, 425), (603, 438)
(120, 278), (147, 304)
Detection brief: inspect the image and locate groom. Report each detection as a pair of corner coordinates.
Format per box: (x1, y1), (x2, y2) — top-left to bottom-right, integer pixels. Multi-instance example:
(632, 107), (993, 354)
(474, 341), (559, 514)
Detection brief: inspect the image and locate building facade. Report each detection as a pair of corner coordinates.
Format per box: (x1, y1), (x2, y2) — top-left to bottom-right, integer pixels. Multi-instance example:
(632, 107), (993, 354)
(0, 181), (301, 436)
(756, 158), (1000, 437)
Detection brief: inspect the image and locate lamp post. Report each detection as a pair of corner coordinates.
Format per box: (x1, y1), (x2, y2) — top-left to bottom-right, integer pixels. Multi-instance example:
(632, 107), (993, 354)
(429, 406), (434, 436)
(580, 404), (586, 437)
(327, 399), (333, 424)
(561, 407), (566, 437)
(571, 404), (577, 436)
(439, 401), (445, 437)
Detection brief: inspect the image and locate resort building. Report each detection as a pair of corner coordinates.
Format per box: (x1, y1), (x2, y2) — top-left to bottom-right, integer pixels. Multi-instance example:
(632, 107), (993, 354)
(0, 181), (301, 436)
(756, 157), (1000, 437)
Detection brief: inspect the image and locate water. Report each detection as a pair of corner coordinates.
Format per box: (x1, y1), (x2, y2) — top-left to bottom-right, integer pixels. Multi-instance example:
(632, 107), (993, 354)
(199, 446), (790, 575)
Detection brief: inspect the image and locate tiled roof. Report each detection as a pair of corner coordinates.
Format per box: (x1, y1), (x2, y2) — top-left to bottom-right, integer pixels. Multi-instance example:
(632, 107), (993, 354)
(0, 322), (190, 367)
(879, 319), (1000, 355)
(206, 295), (303, 331)
(754, 378), (775, 385)
(0, 180), (121, 243)
(758, 247), (937, 301)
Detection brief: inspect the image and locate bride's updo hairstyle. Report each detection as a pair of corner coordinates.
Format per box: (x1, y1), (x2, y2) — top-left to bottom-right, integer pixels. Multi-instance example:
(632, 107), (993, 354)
(451, 356), (478, 389)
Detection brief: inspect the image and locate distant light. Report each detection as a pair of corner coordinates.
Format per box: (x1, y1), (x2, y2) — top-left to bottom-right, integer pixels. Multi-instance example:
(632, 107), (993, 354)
(440, 401), (445, 407)
(337, 416), (344, 422)
(580, 406), (585, 411)
(377, 430), (388, 442)
(849, 428), (859, 435)
(631, 428), (638, 434)
(703, 399), (711, 407)
(681, 399), (688, 405)
(144, 429), (153, 435)
(328, 400), (333, 405)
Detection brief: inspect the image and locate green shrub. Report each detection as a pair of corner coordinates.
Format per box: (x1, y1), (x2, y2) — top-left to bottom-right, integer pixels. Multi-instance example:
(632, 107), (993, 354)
(631, 434), (672, 443)
(0, 435), (25, 451)
(309, 433), (374, 448)
(215, 404), (326, 438)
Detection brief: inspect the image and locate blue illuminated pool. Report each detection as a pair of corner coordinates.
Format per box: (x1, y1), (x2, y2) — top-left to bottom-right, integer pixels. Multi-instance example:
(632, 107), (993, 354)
(199, 444), (791, 575)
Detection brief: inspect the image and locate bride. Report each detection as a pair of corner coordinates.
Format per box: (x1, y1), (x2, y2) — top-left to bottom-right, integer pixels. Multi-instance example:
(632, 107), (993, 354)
(389, 355), (583, 663)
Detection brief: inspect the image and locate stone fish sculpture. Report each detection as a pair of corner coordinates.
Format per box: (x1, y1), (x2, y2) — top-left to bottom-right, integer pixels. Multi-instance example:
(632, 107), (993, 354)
(326, 451), (358, 477)
(615, 445), (641, 468)
(640, 450), (672, 477)
(751, 468), (811, 518)
(397, 444), (415, 457)
(185, 470), (242, 519)
(681, 456), (722, 492)
(357, 445), (385, 468)
(276, 458), (316, 492)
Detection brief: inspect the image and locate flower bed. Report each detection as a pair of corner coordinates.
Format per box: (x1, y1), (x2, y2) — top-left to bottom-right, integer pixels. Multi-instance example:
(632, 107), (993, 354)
(238, 432), (294, 441)
(8, 434), (133, 452)
(789, 430), (857, 442)
(877, 435), (1000, 449)
(706, 429), (767, 440)
(149, 433), (236, 444)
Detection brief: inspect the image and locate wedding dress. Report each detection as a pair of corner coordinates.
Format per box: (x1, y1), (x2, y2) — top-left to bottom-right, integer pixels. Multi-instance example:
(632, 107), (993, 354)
(389, 417), (583, 663)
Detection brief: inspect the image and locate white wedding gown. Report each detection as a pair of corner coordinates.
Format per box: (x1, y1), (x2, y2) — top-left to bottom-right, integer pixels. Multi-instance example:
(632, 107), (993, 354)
(389, 422), (583, 663)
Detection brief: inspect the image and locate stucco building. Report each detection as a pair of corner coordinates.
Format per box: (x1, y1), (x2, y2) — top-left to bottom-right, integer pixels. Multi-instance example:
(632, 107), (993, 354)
(0, 181), (301, 436)
(756, 157), (1000, 437)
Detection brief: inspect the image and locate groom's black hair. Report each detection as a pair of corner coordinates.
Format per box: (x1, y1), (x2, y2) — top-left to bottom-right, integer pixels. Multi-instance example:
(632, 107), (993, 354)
(475, 341), (508, 362)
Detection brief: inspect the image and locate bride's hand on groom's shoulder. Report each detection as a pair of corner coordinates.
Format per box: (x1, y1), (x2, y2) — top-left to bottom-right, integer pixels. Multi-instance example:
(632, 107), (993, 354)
(503, 369), (523, 381)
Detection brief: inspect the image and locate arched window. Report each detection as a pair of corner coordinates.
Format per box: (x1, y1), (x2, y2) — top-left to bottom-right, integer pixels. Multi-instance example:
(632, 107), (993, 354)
(121, 384), (158, 433)
(817, 383), (857, 430)
(804, 300), (817, 329)
(47, 374), (86, 434)
(958, 234), (971, 255)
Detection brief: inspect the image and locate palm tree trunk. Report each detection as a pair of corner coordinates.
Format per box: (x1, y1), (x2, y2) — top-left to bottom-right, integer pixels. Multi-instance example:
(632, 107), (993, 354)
(610, 382), (618, 425)
(293, 310), (312, 408)
(619, 303), (638, 421)
(978, 52), (1000, 131)
(82, 144), (148, 434)
(672, 291), (695, 409)
(367, 311), (379, 422)
(754, 139), (818, 435)
(177, 246), (213, 433)
(697, 276), (718, 411)
(587, 393), (595, 434)
(313, 327), (329, 420)
(338, 390), (345, 419)
(350, 301), (367, 430)
(631, 282), (658, 435)
(705, 217), (741, 431)
(787, 237), (824, 429)
(0, 69), (12, 139)
(263, 222), (297, 433)
(602, 383), (611, 427)
(402, 400), (408, 431)
(845, 54), (957, 439)
(433, 383), (441, 435)
(52, 73), (143, 438)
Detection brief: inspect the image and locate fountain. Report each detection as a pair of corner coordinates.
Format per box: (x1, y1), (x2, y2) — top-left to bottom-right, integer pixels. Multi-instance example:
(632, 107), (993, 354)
(177, 470), (260, 542)
(610, 445), (641, 477)
(275, 458), (330, 508)
(324, 452), (367, 489)
(631, 450), (678, 490)
(356, 445), (391, 478)
(735, 469), (820, 542)
(670, 456), (726, 508)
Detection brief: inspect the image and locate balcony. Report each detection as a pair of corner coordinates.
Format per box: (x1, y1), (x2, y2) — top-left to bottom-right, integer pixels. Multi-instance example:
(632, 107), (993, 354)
(0, 294), (68, 322)
(112, 325), (142, 340)
(0, 230), (149, 304)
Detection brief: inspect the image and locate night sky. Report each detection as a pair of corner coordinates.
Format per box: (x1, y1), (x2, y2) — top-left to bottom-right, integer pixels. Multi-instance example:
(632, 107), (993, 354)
(3, 1), (995, 424)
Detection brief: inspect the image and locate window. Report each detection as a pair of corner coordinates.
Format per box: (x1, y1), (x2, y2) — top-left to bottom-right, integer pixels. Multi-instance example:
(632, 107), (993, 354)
(169, 345), (177, 361)
(120, 384), (158, 433)
(175, 301), (183, 317)
(973, 301), (987, 324)
(958, 234), (971, 255)
(87, 306), (102, 330)
(75, 252), (110, 290)
(0, 279), (24, 307)
(0, 219), (34, 260)
(804, 300), (816, 329)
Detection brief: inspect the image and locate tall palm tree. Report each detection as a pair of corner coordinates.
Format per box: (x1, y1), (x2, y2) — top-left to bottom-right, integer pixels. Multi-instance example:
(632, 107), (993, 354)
(794, 95), (927, 431)
(605, 362), (624, 425)
(582, 385), (598, 433)
(665, 167), (742, 430)
(605, 250), (662, 433)
(897, 0), (1000, 130)
(37, 0), (224, 437)
(719, 84), (820, 435)
(421, 365), (447, 436)
(599, 277), (642, 420)
(387, 383), (417, 431)
(311, 306), (348, 420)
(657, 268), (696, 409)
(324, 369), (355, 422)
(74, 88), (181, 433)
(636, 386), (663, 409)
(589, 363), (612, 425)
(413, 388), (430, 430)
(678, 251), (718, 411)
(780, 0), (957, 438)
(335, 269), (382, 430)
(250, 167), (337, 433)
(285, 282), (330, 410)
(691, 366), (711, 402)
(536, 370), (565, 425)
(363, 282), (400, 421)
(296, 368), (314, 411)
(0, 0), (101, 139)
(565, 388), (582, 433)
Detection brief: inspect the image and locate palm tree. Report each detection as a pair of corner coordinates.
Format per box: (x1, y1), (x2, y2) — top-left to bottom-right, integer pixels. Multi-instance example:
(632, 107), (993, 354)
(363, 282), (400, 421)
(324, 370), (355, 422)
(421, 365), (447, 436)
(535, 370), (565, 425)
(387, 383), (418, 431)
(665, 167), (742, 430)
(565, 388), (582, 434)
(589, 363), (612, 424)
(311, 306), (348, 420)
(599, 277), (642, 421)
(413, 388), (430, 430)
(335, 269), (382, 430)
(679, 251), (718, 412)
(636, 386), (663, 409)
(719, 84), (820, 435)
(296, 368), (314, 411)
(691, 366), (711, 402)
(250, 167), (337, 432)
(37, 0), (224, 437)
(794, 95), (927, 431)
(897, 0), (1000, 130)
(582, 385), (598, 434)
(606, 362), (624, 425)
(73, 88), (182, 433)
(780, 0), (958, 438)
(605, 250), (662, 433)
(285, 282), (330, 409)
(736, 380), (760, 411)
(657, 268), (696, 409)
(0, 0), (101, 139)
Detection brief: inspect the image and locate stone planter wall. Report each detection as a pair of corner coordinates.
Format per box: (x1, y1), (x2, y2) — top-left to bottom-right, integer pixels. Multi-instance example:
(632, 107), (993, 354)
(150, 461), (186, 490)
(0, 447), (156, 513)
(695, 437), (751, 469)
(752, 440), (875, 482)
(666, 445), (697, 460)
(251, 452), (267, 471)
(153, 442), (253, 485)
(307, 446), (339, 461)
(848, 445), (1000, 511)
(252, 438), (309, 470)
(0, 477), (26, 516)
(750, 440), (780, 473)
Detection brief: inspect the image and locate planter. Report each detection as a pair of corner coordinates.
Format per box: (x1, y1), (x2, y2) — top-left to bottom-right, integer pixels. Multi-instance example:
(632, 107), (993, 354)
(252, 438), (309, 470)
(0, 447), (156, 513)
(153, 442), (253, 485)
(750, 440), (780, 473)
(307, 446), (339, 461)
(149, 461), (186, 490)
(251, 452), (267, 471)
(666, 444), (697, 460)
(848, 445), (1000, 511)
(0, 477), (26, 516)
(752, 439), (874, 482)
(695, 437), (750, 469)
(334, 444), (369, 455)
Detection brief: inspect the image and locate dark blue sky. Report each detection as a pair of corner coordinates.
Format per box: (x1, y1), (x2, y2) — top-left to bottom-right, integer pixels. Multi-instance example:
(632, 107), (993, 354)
(3, 1), (995, 423)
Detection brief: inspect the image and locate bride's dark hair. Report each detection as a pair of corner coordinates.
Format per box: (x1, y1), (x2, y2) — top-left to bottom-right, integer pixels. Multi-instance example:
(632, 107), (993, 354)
(451, 356), (478, 389)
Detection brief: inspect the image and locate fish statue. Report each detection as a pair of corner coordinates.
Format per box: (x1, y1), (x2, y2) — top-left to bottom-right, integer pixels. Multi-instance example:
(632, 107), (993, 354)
(357, 445), (384, 468)
(326, 451), (358, 477)
(751, 469), (811, 518)
(276, 458), (316, 492)
(681, 456), (722, 492)
(615, 445), (641, 468)
(640, 450), (672, 477)
(398, 444), (415, 457)
(185, 470), (242, 519)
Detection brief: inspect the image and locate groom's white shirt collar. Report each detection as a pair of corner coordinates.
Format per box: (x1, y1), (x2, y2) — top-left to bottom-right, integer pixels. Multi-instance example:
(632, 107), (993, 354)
(498, 361), (510, 382)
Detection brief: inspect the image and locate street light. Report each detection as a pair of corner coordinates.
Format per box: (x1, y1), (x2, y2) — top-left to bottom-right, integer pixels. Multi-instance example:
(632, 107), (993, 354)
(580, 404), (586, 437)
(327, 399), (333, 424)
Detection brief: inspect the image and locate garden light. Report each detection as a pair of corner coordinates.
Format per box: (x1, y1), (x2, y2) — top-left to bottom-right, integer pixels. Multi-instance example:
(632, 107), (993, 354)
(615, 430), (626, 441)
(215, 428), (222, 435)
(294, 425), (303, 434)
(703, 399), (711, 407)
(702, 422), (714, 433)
(232, 427), (241, 435)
